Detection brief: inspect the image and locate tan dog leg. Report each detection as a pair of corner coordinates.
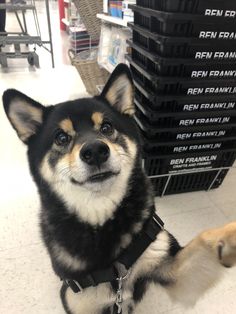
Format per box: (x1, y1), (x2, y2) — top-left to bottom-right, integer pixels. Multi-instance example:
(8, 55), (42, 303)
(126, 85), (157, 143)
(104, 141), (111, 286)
(167, 222), (236, 307)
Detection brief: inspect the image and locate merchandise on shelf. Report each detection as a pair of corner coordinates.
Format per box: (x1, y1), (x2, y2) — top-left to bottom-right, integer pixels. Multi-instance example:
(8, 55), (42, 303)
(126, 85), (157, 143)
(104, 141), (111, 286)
(69, 24), (99, 53)
(109, 1), (123, 18)
(98, 23), (131, 72)
(122, 1), (135, 21)
(106, 0), (135, 21)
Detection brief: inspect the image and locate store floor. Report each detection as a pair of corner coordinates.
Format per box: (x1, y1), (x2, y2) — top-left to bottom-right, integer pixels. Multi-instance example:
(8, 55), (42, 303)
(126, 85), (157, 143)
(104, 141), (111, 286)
(1, 2), (236, 314)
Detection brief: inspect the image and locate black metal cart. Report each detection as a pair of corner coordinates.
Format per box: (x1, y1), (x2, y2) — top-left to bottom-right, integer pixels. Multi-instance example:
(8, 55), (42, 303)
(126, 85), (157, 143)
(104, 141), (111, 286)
(0, 0), (54, 67)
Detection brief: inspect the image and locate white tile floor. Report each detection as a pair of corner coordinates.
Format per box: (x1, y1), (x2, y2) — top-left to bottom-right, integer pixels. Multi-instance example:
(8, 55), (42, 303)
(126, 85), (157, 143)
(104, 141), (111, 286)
(1, 2), (236, 314)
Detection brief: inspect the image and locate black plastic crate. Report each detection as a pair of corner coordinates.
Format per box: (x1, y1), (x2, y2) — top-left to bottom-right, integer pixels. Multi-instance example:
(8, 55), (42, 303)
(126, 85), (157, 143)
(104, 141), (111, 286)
(131, 5), (236, 37)
(128, 54), (236, 83)
(140, 131), (236, 154)
(136, 0), (236, 14)
(130, 24), (236, 59)
(143, 138), (236, 155)
(139, 125), (236, 142)
(134, 83), (236, 114)
(134, 110), (236, 139)
(143, 149), (236, 175)
(129, 40), (236, 77)
(135, 99), (236, 128)
(150, 169), (229, 196)
(130, 61), (236, 96)
(139, 124), (236, 143)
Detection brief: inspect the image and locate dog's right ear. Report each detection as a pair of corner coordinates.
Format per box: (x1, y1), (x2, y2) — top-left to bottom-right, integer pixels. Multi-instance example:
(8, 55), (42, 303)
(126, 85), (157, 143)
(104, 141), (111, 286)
(3, 89), (45, 144)
(101, 64), (134, 116)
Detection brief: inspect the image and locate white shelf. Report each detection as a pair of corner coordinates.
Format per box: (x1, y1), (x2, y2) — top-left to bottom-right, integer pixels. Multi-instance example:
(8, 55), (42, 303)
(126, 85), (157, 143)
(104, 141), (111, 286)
(61, 18), (70, 26)
(98, 61), (115, 73)
(97, 14), (129, 27)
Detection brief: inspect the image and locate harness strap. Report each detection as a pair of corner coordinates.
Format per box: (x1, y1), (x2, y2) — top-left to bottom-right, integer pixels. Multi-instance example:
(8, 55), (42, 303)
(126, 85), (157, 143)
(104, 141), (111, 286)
(64, 210), (164, 293)
(65, 266), (117, 293)
(117, 212), (164, 269)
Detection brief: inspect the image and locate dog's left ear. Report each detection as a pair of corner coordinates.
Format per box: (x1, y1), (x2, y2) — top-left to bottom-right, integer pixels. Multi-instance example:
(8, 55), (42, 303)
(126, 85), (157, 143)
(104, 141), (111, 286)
(101, 63), (134, 116)
(3, 89), (45, 143)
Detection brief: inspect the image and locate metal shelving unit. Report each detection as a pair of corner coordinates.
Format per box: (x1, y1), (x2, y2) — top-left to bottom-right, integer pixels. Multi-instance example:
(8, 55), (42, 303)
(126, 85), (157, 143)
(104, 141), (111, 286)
(0, 0), (54, 68)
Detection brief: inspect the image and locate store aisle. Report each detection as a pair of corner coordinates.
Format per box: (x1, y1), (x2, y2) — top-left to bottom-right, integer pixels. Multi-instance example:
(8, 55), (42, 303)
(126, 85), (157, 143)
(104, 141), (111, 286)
(1, 2), (236, 313)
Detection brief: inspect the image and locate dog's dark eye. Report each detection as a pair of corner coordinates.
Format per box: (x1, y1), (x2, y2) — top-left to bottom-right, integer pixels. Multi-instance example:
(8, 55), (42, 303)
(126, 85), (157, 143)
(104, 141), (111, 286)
(100, 122), (114, 136)
(54, 130), (71, 146)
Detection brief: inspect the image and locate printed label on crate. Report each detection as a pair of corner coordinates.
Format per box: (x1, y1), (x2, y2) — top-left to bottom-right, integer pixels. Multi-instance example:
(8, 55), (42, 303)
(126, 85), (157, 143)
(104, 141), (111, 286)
(169, 154), (218, 171)
(191, 70), (236, 78)
(187, 87), (236, 95)
(183, 102), (235, 112)
(179, 117), (231, 126)
(194, 52), (236, 60)
(205, 9), (236, 18)
(176, 130), (226, 140)
(199, 32), (236, 39)
(173, 143), (222, 153)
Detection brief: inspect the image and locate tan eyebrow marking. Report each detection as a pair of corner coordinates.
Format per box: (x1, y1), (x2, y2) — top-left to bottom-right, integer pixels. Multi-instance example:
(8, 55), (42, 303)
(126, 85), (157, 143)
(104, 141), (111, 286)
(91, 112), (103, 130)
(59, 119), (75, 135)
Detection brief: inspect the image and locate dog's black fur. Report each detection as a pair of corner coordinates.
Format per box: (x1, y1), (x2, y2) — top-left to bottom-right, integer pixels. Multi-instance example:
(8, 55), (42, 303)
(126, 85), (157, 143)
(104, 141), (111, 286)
(4, 64), (178, 313)
(5, 64), (236, 314)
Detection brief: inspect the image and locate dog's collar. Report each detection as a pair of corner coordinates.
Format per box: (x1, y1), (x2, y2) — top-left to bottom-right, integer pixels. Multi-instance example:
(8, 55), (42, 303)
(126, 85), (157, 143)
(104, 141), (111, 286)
(64, 210), (164, 293)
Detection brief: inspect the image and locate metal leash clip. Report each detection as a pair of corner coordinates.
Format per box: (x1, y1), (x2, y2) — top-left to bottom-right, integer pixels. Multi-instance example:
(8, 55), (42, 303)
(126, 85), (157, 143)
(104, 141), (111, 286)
(113, 266), (130, 314)
(115, 277), (123, 314)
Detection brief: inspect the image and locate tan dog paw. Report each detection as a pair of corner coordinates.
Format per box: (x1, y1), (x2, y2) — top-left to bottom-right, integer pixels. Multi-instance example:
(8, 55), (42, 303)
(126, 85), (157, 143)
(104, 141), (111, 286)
(201, 222), (236, 267)
(217, 222), (236, 267)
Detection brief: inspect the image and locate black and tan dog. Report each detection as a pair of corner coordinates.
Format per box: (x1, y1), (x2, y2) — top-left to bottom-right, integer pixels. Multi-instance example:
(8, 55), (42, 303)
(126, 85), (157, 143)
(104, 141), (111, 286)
(3, 64), (236, 314)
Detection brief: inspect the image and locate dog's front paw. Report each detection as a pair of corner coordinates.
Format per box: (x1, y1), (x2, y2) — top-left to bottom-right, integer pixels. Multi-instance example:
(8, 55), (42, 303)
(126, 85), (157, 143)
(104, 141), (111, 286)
(217, 222), (236, 268)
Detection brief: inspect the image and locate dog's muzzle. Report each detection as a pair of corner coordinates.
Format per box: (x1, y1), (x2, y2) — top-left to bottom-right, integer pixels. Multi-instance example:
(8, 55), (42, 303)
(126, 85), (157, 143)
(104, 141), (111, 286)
(80, 141), (110, 167)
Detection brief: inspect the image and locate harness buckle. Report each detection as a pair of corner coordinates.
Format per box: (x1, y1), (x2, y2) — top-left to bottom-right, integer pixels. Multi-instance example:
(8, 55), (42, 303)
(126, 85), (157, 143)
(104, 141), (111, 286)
(114, 262), (130, 279)
(152, 213), (164, 230)
(65, 279), (83, 293)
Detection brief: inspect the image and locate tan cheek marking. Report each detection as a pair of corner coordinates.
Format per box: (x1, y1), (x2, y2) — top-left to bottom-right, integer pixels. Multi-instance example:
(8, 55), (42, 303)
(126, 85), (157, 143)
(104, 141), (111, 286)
(68, 144), (82, 165)
(91, 112), (103, 130)
(59, 119), (75, 135)
(124, 136), (137, 157)
(57, 154), (70, 169)
(40, 154), (53, 183)
(53, 144), (82, 175)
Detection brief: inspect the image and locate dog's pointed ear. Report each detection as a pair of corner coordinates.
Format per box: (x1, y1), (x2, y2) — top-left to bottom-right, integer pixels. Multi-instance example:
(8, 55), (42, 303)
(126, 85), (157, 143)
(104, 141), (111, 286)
(100, 63), (134, 116)
(3, 89), (45, 143)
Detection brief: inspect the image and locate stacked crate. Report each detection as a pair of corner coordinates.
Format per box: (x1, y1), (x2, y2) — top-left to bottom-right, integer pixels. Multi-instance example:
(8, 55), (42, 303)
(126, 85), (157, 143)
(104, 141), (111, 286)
(128, 0), (236, 196)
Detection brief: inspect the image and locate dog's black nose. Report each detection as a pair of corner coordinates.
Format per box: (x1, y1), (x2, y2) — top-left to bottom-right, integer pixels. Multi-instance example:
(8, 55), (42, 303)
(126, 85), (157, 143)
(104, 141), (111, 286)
(80, 141), (110, 166)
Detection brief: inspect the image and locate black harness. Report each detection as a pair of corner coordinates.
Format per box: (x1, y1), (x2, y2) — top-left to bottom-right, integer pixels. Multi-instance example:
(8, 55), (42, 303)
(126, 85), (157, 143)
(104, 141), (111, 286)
(64, 211), (164, 313)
